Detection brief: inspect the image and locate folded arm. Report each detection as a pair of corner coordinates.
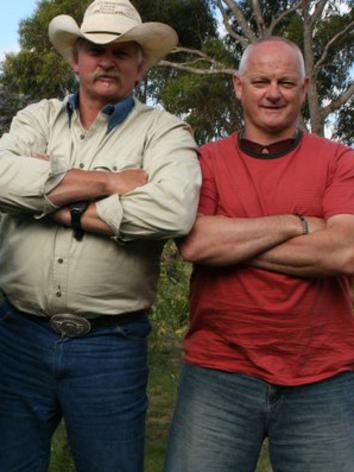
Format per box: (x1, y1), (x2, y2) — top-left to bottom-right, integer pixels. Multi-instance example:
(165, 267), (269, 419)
(94, 114), (201, 241)
(49, 203), (113, 236)
(0, 102), (200, 241)
(249, 214), (354, 277)
(179, 213), (325, 266)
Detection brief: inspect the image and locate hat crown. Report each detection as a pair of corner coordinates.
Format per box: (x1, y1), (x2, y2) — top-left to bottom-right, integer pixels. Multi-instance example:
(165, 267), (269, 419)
(48, 0), (178, 74)
(82, 0), (142, 34)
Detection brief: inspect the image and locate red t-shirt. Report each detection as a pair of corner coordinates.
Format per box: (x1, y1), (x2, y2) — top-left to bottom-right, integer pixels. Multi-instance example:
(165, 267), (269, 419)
(184, 132), (354, 386)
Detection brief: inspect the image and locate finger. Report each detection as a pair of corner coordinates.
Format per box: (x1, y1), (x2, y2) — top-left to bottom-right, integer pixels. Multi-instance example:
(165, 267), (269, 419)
(32, 152), (49, 160)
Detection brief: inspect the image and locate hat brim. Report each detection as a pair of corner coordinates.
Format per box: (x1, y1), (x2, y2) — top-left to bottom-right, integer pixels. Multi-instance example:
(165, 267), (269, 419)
(48, 15), (178, 74)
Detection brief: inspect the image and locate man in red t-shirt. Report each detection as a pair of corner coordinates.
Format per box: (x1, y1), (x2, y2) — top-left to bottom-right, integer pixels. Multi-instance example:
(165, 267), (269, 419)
(164, 37), (354, 472)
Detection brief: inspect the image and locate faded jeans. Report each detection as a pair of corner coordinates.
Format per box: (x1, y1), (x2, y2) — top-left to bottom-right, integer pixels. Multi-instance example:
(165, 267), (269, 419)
(164, 363), (354, 472)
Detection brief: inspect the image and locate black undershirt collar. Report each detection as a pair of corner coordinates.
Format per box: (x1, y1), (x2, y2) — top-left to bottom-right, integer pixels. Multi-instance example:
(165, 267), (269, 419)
(238, 129), (303, 159)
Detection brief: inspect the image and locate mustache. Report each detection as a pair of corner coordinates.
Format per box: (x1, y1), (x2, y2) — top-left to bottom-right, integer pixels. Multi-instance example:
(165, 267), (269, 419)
(92, 70), (121, 81)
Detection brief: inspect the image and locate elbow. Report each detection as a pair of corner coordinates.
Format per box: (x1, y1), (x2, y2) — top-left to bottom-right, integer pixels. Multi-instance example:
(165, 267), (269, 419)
(339, 257), (354, 277)
(329, 249), (354, 277)
(178, 240), (200, 263)
(170, 207), (198, 238)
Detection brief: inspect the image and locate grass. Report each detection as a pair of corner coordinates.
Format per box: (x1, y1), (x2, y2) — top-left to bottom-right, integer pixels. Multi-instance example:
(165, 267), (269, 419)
(49, 333), (272, 472)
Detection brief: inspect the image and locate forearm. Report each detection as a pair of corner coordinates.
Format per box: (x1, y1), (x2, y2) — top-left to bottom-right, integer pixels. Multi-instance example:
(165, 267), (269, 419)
(250, 215), (354, 277)
(81, 203), (113, 236)
(179, 214), (307, 266)
(47, 169), (109, 207)
(49, 203), (113, 237)
(47, 167), (148, 208)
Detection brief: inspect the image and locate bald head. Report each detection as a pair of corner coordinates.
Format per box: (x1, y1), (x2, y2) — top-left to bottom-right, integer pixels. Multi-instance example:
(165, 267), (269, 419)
(238, 37), (306, 80)
(232, 36), (309, 144)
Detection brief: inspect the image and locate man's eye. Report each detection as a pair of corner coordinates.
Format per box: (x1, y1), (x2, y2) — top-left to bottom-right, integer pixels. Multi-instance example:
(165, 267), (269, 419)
(252, 81), (268, 86)
(88, 48), (103, 55)
(281, 81), (296, 88)
(114, 51), (129, 58)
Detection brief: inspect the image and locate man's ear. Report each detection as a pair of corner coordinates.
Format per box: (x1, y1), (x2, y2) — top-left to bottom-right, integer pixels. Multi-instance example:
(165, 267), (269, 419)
(300, 76), (310, 106)
(233, 73), (243, 100)
(72, 62), (79, 75)
(303, 76), (310, 95)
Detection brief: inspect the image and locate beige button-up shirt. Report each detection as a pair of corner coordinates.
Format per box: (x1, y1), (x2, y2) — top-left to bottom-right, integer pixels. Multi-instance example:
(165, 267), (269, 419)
(0, 96), (201, 317)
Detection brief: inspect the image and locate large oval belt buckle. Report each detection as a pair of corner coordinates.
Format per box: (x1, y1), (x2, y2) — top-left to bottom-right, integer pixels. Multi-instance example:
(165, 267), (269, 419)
(49, 314), (91, 337)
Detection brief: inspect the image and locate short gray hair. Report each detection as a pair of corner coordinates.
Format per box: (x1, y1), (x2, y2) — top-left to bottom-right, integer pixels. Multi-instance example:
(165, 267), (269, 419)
(238, 36), (306, 79)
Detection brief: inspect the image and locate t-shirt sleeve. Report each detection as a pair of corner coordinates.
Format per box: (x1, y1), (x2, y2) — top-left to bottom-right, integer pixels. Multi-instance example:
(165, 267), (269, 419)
(323, 145), (354, 218)
(198, 146), (218, 215)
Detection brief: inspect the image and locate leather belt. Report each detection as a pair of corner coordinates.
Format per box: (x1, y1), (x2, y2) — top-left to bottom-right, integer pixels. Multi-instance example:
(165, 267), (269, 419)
(22, 310), (147, 337)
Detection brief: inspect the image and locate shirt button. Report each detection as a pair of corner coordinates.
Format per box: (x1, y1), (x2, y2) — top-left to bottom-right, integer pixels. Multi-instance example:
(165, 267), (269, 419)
(79, 163), (85, 169)
(58, 258), (64, 264)
(80, 134), (85, 140)
(113, 165), (118, 171)
(56, 291), (62, 298)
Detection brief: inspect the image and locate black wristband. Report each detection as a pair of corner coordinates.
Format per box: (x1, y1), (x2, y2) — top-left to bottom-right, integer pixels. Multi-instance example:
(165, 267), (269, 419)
(295, 213), (309, 235)
(70, 201), (89, 241)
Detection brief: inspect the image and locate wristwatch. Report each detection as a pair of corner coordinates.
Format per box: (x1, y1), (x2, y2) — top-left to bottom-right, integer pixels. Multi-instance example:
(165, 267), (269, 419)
(70, 201), (89, 241)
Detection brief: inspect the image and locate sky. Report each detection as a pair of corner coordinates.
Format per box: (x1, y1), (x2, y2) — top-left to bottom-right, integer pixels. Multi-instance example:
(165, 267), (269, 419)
(0, 0), (38, 61)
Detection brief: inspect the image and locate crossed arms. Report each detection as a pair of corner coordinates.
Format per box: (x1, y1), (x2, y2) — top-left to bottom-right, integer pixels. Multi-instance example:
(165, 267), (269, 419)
(0, 100), (201, 241)
(47, 167), (148, 236)
(179, 212), (354, 278)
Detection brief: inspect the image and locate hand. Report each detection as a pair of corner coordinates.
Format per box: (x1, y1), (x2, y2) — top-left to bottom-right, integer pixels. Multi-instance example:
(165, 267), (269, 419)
(107, 169), (148, 195)
(305, 216), (326, 234)
(49, 207), (71, 227)
(32, 152), (49, 160)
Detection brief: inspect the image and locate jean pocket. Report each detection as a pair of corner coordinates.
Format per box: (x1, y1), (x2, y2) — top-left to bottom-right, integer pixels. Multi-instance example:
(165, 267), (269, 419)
(114, 316), (151, 341)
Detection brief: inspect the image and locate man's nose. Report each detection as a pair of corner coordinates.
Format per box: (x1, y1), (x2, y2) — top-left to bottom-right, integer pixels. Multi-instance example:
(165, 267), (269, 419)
(266, 82), (282, 101)
(97, 52), (116, 69)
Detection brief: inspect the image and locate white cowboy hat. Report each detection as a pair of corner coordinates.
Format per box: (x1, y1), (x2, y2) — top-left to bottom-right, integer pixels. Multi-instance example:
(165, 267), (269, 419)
(48, 0), (178, 74)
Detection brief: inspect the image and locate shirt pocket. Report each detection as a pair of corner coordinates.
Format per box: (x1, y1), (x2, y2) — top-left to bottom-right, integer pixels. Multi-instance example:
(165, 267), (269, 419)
(92, 154), (144, 173)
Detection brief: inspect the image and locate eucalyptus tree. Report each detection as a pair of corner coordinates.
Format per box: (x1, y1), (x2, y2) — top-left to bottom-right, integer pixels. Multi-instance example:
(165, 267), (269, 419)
(0, 0), (353, 143)
(161, 0), (354, 142)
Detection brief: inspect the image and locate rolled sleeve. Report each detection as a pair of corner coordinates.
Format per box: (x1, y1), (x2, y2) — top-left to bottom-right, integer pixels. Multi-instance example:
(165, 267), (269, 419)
(108, 113), (201, 241)
(96, 194), (124, 238)
(0, 100), (67, 215)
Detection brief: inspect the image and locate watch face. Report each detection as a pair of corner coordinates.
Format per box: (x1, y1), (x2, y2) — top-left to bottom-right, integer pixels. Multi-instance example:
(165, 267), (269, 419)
(70, 201), (88, 241)
(71, 201), (89, 213)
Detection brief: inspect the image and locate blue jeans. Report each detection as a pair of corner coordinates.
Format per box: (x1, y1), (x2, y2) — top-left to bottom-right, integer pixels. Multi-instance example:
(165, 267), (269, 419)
(0, 300), (150, 472)
(164, 363), (354, 472)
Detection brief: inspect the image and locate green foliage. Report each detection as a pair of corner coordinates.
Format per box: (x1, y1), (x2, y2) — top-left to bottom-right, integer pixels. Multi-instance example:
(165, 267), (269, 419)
(334, 98), (354, 147)
(162, 72), (243, 143)
(150, 242), (192, 343)
(134, 0), (216, 48)
(0, 84), (29, 135)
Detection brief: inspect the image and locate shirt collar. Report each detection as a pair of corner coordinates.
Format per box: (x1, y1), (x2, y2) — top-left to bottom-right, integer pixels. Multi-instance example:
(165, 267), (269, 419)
(65, 93), (135, 133)
(238, 129), (303, 159)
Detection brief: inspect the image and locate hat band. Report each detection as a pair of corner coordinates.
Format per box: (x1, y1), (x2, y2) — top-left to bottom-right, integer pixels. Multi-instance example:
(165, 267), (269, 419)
(84, 30), (122, 35)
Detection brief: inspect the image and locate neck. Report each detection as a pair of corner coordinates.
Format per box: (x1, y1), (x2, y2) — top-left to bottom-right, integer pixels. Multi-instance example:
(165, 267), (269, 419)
(78, 89), (115, 129)
(243, 123), (299, 146)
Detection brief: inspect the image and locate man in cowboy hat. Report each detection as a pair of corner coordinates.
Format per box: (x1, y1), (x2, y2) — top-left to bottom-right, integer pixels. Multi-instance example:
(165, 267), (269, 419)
(0, 1), (200, 471)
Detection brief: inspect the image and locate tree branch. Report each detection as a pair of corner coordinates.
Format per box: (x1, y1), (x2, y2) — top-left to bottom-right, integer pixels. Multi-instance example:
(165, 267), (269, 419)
(158, 59), (236, 75)
(220, 0), (258, 43)
(311, 0), (329, 27)
(167, 46), (235, 71)
(268, 0), (303, 33)
(216, 0), (250, 47)
(314, 20), (354, 75)
(251, 0), (266, 36)
(320, 83), (354, 119)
